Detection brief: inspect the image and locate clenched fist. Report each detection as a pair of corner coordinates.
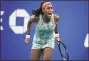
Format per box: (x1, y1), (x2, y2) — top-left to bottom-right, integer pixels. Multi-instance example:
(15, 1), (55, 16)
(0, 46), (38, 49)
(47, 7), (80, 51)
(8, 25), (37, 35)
(55, 37), (60, 42)
(24, 38), (30, 44)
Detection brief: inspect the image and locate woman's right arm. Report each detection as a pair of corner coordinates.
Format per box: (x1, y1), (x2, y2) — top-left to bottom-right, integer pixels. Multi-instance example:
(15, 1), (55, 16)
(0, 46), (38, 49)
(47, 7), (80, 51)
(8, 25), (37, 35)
(25, 15), (37, 44)
(27, 15), (35, 35)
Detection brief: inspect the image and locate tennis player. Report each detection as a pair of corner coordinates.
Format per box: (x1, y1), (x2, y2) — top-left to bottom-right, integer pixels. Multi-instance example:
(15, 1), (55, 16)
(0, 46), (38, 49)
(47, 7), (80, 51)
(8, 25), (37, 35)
(24, 1), (60, 60)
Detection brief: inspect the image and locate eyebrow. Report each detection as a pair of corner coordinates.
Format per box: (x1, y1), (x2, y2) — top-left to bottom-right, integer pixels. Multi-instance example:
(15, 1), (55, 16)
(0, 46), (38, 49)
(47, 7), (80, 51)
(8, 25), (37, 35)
(47, 6), (53, 8)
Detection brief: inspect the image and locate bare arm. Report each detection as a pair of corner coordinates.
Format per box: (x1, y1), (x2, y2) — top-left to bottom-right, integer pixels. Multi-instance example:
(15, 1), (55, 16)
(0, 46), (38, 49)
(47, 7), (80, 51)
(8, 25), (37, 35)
(25, 15), (38, 44)
(55, 24), (58, 33)
(54, 14), (60, 34)
(54, 14), (61, 41)
(26, 15), (37, 35)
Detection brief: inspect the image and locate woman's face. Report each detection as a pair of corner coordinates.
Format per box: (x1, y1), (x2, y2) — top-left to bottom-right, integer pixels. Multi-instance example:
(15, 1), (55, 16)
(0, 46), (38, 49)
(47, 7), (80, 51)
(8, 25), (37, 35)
(42, 3), (53, 18)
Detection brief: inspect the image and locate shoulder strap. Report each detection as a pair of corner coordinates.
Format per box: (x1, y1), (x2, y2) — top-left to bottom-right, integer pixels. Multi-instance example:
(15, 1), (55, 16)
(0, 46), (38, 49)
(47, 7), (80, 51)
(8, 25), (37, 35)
(39, 14), (43, 24)
(38, 14), (42, 24)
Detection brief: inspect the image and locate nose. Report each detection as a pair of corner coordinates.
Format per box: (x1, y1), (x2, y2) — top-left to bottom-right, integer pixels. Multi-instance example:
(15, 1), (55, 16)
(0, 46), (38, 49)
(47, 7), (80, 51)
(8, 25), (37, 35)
(49, 9), (52, 12)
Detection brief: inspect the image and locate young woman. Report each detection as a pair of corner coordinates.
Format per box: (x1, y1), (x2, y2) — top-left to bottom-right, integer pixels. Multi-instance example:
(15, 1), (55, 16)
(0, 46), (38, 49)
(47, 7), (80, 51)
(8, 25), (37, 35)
(24, 1), (60, 60)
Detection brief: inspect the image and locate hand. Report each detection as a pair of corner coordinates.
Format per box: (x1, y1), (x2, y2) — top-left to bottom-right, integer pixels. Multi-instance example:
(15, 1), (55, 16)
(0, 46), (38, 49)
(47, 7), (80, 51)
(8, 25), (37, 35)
(24, 38), (30, 44)
(55, 37), (60, 42)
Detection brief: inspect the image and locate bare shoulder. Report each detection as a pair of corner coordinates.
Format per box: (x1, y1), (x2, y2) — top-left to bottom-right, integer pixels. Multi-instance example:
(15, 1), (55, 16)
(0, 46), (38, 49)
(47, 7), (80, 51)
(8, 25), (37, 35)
(53, 14), (60, 22)
(30, 15), (39, 23)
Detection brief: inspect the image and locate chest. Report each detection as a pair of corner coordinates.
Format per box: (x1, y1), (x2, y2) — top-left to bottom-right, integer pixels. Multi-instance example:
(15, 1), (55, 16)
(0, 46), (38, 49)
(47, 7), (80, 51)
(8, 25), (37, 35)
(37, 20), (55, 32)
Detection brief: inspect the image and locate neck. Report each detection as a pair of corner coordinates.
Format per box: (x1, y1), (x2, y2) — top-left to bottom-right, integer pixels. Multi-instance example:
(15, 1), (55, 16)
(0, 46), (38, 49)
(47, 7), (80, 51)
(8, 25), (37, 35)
(43, 14), (51, 21)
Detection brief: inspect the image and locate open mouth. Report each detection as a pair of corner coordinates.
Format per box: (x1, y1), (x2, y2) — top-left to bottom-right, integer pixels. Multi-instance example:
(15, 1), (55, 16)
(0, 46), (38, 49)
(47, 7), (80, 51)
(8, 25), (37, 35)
(48, 13), (52, 15)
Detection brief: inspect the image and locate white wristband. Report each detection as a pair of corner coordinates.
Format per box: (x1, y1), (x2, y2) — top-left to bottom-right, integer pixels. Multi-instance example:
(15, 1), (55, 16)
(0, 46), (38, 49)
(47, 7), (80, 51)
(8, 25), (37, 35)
(26, 35), (30, 38)
(55, 33), (59, 37)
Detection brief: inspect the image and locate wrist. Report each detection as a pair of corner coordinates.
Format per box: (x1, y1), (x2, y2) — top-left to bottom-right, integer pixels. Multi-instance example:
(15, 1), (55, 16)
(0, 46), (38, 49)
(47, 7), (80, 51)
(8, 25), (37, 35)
(55, 33), (59, 37)
(26, 35), (30, 38)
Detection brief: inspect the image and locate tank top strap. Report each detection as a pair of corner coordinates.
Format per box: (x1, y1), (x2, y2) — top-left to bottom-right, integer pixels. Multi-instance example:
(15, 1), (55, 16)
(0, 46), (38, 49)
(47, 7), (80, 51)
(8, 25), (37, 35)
(39, 14), (43, 24)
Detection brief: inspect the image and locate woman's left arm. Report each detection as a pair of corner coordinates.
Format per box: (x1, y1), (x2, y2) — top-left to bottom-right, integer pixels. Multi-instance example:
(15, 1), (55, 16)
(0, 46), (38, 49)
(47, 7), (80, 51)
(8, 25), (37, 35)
(54, 14), (60, 41)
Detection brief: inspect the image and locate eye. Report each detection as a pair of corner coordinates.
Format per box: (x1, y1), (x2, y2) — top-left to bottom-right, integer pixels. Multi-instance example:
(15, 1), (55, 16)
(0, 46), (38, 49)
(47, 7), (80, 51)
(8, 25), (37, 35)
(47, 7), (53, 9)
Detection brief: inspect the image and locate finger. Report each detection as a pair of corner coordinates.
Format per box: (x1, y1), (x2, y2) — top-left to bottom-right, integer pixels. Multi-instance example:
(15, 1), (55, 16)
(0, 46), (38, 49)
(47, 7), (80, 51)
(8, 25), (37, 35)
(58, 38), (60, 41)
(26, 41), (29, 44)
(26, 42), (28, 44)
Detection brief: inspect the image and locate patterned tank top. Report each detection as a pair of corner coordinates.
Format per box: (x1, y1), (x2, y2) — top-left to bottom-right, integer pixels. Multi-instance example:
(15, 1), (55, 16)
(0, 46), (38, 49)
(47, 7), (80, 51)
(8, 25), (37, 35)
(33, 14), (56, 44)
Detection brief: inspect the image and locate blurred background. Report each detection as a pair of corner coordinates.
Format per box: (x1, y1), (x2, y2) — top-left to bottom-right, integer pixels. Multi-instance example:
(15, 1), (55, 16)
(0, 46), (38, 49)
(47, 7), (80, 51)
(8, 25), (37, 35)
(0, 0), (88, 60)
